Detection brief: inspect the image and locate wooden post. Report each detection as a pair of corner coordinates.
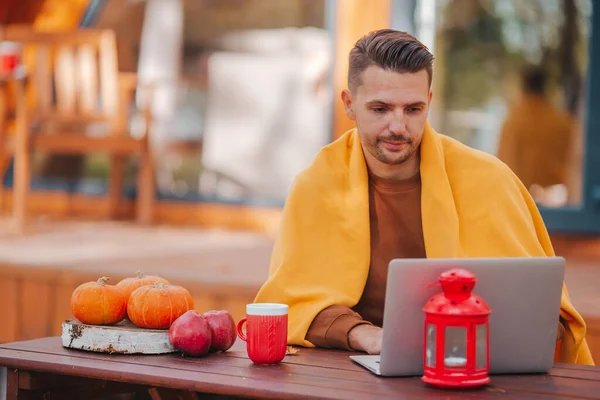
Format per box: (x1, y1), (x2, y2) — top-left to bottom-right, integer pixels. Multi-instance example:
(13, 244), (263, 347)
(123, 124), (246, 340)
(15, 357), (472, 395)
(136, 83), (155, 225)
(12, 76), (30, 233)
(0, 81), (7, 212)
(331, 0), (392, 140)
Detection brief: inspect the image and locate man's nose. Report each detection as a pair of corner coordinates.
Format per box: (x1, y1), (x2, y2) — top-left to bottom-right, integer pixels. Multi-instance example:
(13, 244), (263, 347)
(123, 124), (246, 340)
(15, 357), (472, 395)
(389, 110), (408, 134)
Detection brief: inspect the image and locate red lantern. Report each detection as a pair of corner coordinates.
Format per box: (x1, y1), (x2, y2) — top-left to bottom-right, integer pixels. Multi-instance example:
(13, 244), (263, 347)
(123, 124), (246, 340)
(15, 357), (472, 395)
(422, 268), (491, 388)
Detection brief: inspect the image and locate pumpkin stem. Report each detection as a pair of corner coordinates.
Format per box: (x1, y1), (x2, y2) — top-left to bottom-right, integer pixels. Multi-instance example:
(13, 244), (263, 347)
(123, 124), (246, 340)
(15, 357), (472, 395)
(97, 276), (110, 285)
(155, 281), (167, 289)
(136, 270), (145, 279)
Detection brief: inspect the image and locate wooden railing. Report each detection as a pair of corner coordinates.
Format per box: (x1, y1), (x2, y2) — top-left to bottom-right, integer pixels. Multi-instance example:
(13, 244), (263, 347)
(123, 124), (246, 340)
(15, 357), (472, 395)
(0, 264), (257, 344)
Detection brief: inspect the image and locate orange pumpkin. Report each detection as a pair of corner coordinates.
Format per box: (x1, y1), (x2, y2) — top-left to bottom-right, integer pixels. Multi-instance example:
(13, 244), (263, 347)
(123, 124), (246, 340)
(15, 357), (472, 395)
(116, 270), (170, 304)
(127, 282), (194, 329)
(71, 276), (127, 325)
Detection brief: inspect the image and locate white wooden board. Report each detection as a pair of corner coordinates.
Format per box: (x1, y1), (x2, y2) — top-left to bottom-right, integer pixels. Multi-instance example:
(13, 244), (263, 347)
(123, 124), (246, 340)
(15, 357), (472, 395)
(61, 319), (176, 354)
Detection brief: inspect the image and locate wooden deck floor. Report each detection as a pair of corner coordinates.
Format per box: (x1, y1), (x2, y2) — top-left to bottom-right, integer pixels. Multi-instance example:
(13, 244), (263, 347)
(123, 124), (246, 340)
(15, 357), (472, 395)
(0, 218), (275, 344)
(0, 218), (274, 289)
(0, 217), (598, 361)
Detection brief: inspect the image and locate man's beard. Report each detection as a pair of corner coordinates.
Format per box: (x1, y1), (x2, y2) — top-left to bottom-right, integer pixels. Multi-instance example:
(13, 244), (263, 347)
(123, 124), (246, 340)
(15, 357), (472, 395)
(369, 135), (415, 165)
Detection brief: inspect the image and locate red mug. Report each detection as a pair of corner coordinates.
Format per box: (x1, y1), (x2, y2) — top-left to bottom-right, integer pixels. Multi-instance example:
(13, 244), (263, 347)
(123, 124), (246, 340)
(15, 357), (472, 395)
(236, 303), (288, 365)
(0, 42), (21, 76)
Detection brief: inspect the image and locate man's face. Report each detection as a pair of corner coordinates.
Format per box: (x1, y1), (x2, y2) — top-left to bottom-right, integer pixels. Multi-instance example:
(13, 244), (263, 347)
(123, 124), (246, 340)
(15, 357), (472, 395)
(342, 66), (432, 166)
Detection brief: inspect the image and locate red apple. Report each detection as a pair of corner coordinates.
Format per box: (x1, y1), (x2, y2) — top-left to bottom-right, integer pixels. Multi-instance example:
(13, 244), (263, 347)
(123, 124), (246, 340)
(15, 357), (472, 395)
(202, 310), (237, 352)
(168, 310), (212, 356)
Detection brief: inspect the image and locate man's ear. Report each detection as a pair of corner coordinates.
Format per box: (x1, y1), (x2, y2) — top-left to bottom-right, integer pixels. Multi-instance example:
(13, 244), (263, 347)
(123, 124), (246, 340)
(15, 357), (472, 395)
(341, 89), (356, 120)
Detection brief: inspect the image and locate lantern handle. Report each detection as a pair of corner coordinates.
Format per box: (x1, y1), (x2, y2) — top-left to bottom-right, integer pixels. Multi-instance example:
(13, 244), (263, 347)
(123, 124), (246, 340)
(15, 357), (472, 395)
(425, 280), (439, 289)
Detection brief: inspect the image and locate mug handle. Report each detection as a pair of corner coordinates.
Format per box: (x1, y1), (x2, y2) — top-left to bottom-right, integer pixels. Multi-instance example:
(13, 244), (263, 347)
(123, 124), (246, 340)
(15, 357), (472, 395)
(236, 317), (247, 341)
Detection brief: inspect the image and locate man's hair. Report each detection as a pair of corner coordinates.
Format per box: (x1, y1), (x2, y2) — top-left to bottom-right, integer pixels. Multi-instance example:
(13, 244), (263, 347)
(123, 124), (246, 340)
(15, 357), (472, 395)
(521, 65), (547, 94)
(348, 29), (434, 90)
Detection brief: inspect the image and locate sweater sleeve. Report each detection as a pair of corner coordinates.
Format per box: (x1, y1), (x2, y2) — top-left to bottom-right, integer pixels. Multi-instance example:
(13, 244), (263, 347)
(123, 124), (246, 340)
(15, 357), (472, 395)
(305, 305), (373, 350)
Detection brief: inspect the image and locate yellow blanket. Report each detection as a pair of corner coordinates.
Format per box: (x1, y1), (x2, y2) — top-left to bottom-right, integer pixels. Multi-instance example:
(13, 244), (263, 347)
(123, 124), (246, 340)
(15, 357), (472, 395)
(254, 123), (594, 365)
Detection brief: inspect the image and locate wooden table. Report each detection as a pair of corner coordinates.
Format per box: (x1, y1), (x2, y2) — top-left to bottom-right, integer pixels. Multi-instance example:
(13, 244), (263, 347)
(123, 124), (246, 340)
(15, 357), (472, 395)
(1, 337), (599, 400)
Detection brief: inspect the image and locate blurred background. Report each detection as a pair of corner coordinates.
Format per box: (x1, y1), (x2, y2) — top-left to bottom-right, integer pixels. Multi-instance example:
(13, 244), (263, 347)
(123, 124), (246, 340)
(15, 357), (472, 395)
(0, 0), (598, 368)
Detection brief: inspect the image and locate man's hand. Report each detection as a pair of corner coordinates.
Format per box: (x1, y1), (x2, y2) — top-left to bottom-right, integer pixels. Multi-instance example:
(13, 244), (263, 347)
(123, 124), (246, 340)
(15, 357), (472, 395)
(348, 324), (383, 355)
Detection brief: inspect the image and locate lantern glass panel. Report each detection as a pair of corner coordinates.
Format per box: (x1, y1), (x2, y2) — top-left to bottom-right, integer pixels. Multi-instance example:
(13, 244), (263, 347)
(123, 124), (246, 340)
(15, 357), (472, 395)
(426, 323), (436, 368)
(476, 324), (487, 370)
(444, 326), (467, 369)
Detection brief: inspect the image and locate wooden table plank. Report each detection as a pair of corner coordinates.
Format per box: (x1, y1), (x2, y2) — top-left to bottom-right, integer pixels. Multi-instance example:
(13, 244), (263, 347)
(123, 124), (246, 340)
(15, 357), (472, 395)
(1, 338), (600, 400)
(0, 348), (468, 400)
(2, 339), (378, 384)
(17, 371), (146, 400)
(489, 374), (600, 400)
(11, 338), (600, 384)
(1, 340), (595, 400)
(0, 346), (565, 399)
(13, 339), (597, 399)
(0, 356), (561, 400)
(18, 370), (94, 390)
(552, 363), (600, 374)
(0, 349), (359, 400)
(549, 368), (600, 381)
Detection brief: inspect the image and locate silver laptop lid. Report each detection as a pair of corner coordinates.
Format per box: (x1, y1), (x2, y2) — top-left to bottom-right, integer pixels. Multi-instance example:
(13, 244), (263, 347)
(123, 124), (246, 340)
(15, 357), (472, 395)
(378, 257), (565, 376)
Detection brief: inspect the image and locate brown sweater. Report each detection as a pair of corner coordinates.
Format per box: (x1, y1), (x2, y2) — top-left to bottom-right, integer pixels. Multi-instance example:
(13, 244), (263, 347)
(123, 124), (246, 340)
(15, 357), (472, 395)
(305, 171), (426, 350)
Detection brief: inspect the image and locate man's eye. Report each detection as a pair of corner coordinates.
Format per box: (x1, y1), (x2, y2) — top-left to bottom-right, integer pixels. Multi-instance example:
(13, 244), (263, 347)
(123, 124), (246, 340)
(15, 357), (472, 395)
(372, 107), (386, 113)
(407, 108), (422, 113)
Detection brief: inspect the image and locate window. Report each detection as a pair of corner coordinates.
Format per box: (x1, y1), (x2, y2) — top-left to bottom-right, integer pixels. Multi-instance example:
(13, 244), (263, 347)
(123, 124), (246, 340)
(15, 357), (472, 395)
(394, 0), (600, 233)
(69, 0), (334, 206)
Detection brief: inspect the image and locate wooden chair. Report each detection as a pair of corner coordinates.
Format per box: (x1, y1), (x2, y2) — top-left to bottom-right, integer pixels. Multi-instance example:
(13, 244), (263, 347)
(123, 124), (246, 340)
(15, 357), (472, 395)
(0, 25), (155, 230)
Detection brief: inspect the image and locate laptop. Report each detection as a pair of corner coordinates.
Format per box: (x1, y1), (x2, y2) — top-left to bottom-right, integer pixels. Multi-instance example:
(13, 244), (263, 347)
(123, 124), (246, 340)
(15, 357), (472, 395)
(350, 257), (565, 376)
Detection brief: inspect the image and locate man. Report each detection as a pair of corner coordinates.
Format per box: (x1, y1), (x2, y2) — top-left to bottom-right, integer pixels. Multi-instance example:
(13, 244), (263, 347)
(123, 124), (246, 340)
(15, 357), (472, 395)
(254, 29), (593, 365)
(497, 66), (576, 204)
